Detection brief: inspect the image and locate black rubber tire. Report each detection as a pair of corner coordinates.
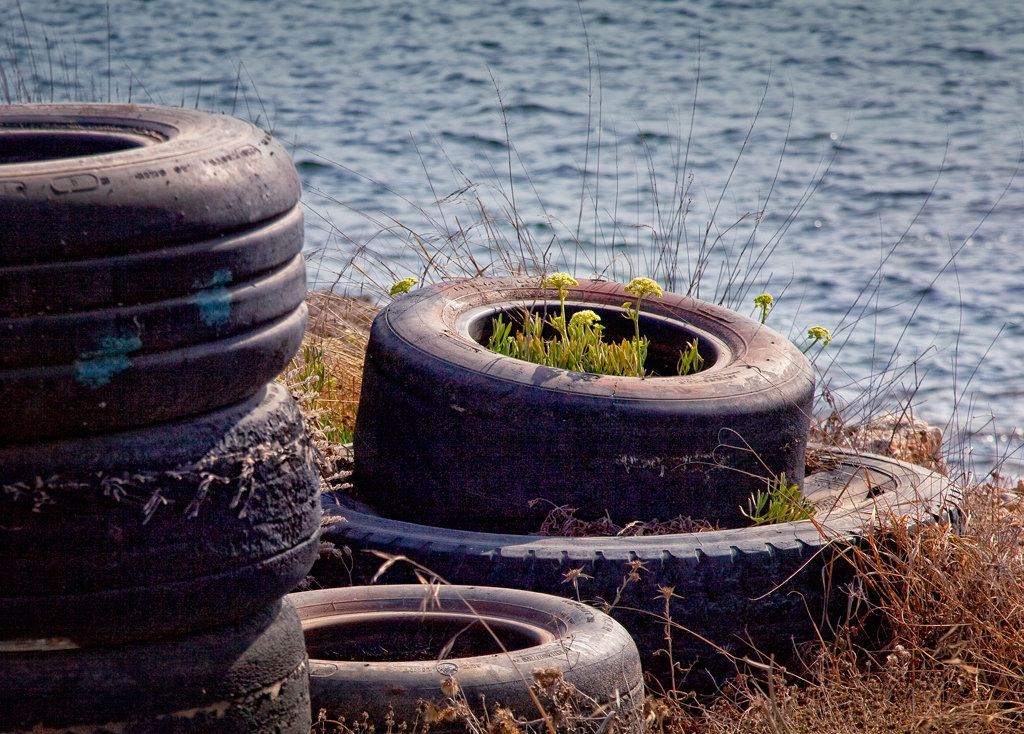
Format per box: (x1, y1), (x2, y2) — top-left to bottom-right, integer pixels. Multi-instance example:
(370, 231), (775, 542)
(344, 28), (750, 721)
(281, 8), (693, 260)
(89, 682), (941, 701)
(0, 252), (306, 368)
(0, 383), (321, 645)
(290, 585), (643, 729)
(353, 276), (814, 533)
(0, 103), (301, 264)
(0, 204), (304, 317)
(0, 253), (307, 368)
(319, 448), (958, 692)
(1, 599), (311, 733)
(0, 303), (307, 443)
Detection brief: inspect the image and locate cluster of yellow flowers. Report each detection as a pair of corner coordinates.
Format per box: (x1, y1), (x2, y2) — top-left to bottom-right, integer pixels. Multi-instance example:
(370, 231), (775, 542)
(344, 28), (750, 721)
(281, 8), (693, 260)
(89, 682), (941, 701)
(623, 277), (663, 299)
(389, 277), (418, 296)
(754, 292), (832, 352)
(541, 272), (579, 301)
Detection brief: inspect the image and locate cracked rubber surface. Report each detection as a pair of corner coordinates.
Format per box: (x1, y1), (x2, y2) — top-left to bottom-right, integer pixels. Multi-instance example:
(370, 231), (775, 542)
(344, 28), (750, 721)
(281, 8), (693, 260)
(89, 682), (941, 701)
(1, 599), (311, 733)
(0, 384), (321, 645)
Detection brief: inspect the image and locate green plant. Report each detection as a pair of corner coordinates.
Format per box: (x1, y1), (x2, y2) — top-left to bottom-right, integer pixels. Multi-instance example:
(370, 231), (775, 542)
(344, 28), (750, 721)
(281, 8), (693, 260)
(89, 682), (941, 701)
(488, 273), (705, 379)
(283, 341), (354, 445)
(803, 325), (833, 354)
(740, 472), (816, 525)
(753, 292), (773, 324)
(676, 337), (704, 376)
(389, 277), (417, 297)
(752, 292), (833, 358)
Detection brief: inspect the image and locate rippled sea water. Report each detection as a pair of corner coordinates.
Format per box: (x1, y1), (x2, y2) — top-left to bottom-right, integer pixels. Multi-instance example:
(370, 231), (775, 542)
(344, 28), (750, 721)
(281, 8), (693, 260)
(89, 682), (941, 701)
(7, 0), (1024, 473)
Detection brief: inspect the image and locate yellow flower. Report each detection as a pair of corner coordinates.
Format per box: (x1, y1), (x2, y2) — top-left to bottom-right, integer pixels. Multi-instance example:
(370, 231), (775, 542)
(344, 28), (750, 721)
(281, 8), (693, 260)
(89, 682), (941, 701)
(569, 309), (601, 328)
(754, 293), (773, 323)
(807, 326), (832, 345)
(542, 272), (578, 290)
(543, 272), (578, 304)
(624, 277), (663, 299)
(389, 277), (417, 296)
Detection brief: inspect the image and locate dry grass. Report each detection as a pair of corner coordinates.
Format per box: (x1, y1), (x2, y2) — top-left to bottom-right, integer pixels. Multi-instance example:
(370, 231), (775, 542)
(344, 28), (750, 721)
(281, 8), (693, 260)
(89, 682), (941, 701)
(292, 296), (1024, 733)
(646, 483), (1024, 734)
(278, 291), (375, 482)
(531, 499), (716, 537)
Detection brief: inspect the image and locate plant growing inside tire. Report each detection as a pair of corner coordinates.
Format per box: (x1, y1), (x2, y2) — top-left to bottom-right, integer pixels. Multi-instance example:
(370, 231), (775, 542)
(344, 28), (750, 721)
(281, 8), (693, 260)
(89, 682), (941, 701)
(487, 273), (702, 378)
(353, 275), (816, 533)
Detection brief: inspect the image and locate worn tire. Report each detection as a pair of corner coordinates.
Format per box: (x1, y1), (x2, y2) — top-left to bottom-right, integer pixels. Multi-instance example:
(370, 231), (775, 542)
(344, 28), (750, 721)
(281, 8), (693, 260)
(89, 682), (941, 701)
(0, 383), (321, 645)
(0, 599), (311, 733)
(0, 103), (301, 263)
(0, 103), (306, 442)
(290, 585), (643, 729)
(0, 303), (307, 443)
(320, 448), (958, 691)
(0, 204), (304, 317)
(353, 276), (814, 532)
(0, 253), (306, 368)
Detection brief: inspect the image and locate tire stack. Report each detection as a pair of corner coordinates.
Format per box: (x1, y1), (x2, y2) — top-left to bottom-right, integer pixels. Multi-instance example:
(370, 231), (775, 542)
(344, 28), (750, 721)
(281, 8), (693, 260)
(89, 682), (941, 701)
(0, 104), (318, 732)
(334, 277), (958, 691)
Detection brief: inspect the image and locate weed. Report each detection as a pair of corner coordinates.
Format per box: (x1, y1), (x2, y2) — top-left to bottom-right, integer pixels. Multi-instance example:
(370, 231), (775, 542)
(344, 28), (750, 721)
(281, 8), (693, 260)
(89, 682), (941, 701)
(802, 325), (833, 355)
(487, 274), (703, 379)
(753, 293), (773, 324)
(739, 472), (817, 525)
(675, 339), (703, 377)
(389, 277), (418, 297)
(277, 292), (372, 482)
(286, 342), (354, 445)
(531, 499), (716, 538)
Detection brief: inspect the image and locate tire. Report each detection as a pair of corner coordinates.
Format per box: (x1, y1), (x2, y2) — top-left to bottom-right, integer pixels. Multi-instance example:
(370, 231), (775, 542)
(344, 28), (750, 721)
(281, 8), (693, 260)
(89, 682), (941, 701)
(319, 448), (958, 691)
(0, 103), (307, 442)
(0, 303), (307, 443)
(289, 585), (643, 729)
(0, 253), (306, 368)
(353, 276), (814, 533)
(0, 383), (321, 644)
(1, 599), (311, 733)
(0, 103), (301, 263)
(0, 204), (304, 317)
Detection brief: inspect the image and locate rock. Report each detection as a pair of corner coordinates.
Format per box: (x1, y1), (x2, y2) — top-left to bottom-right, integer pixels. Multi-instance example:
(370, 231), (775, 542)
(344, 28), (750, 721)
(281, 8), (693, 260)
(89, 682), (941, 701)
(817, 413), (947, 475)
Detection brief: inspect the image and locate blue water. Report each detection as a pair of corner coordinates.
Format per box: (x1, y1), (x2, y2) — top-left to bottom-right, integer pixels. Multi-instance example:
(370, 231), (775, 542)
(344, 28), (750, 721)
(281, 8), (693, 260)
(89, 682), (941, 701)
(6, 0), (1024, 474)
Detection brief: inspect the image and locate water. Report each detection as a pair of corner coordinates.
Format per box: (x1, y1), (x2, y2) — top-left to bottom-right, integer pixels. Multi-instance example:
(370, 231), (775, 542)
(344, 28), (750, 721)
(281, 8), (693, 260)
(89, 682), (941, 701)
(6, 0), (1024, 474)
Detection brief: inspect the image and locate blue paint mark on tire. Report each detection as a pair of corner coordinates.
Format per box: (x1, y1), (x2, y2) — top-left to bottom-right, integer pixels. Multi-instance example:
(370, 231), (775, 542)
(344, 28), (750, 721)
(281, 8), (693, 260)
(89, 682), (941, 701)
(74, 335), (144, 388)
(191, 269), (233, 327)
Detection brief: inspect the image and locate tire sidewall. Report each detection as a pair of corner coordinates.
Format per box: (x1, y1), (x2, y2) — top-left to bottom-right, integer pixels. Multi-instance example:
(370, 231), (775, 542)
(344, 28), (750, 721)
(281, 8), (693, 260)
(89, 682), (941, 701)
(322, 448), (956, 690)
(0, 104), (301, 262)
(290, 585), (643, 726)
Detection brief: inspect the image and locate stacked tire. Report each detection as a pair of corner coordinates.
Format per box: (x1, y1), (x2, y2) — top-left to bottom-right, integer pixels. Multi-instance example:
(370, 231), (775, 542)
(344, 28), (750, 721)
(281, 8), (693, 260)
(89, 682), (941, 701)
(0, 104), (317, 732)
(321, 448), (957, 693)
